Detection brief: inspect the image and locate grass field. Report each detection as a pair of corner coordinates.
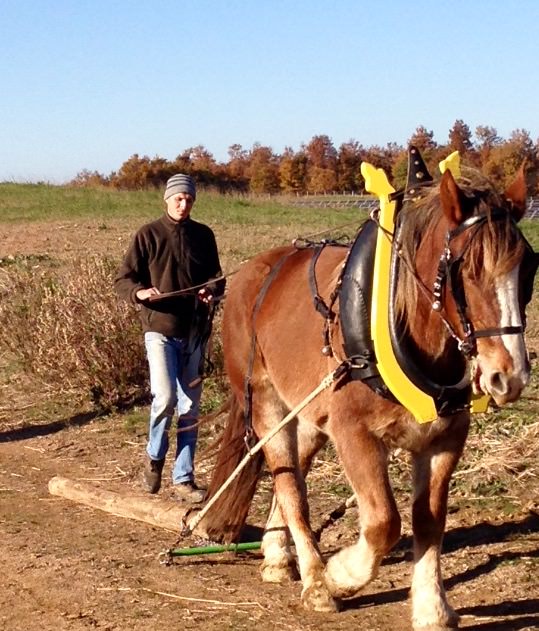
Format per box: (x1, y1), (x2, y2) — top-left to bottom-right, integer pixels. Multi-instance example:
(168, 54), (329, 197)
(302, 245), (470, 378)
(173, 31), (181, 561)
(2, 181), (537, 238)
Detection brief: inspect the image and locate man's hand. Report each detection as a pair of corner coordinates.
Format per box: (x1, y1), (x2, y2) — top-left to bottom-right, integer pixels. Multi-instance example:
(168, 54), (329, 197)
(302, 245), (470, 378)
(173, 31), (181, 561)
(136, 287), (161, 301)
(197, 287), (214, 304)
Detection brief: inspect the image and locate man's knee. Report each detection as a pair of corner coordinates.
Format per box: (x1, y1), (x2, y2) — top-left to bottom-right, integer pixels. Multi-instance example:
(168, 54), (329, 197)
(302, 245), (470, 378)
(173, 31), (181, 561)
(152, 390), (177, 414)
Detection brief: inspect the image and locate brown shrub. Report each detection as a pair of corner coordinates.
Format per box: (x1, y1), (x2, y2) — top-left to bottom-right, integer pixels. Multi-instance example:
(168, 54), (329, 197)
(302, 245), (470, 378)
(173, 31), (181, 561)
(0, 256), (147, 410)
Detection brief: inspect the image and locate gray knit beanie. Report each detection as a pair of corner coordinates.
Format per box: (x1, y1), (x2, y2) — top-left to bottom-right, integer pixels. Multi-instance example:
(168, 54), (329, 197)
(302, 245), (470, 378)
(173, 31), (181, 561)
(164, 173), (197, 200)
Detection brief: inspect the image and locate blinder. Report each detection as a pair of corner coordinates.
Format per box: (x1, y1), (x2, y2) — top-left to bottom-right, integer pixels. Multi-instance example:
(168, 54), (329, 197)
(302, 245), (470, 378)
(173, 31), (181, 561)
(520, 239), (539, 309)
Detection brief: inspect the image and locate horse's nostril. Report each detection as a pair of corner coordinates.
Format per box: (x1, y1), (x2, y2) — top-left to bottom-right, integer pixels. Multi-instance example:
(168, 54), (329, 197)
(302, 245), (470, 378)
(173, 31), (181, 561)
(489, 372), (506, 394)
(487, 372), (525, 403)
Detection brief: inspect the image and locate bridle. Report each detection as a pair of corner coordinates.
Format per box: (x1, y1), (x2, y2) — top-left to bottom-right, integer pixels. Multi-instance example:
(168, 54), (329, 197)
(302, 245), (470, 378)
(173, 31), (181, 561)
(429, 208), (525, 359)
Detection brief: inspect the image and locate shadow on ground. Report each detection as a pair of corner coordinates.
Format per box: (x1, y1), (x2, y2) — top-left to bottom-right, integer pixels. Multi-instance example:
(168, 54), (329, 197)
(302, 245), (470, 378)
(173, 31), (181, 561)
(0, 410), (101, 442)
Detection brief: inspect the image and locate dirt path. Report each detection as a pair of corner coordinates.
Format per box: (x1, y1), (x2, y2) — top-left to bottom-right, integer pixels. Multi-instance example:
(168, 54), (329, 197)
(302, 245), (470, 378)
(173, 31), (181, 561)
(1, 415), (538, 631)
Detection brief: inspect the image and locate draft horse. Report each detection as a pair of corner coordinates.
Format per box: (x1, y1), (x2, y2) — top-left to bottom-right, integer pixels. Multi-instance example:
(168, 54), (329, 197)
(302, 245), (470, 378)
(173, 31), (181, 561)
(201, 160), (537, 630)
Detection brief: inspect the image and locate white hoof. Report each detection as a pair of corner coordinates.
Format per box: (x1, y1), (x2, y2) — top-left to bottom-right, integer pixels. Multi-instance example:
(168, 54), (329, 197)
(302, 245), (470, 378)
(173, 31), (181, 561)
(324, 547), (377, 598)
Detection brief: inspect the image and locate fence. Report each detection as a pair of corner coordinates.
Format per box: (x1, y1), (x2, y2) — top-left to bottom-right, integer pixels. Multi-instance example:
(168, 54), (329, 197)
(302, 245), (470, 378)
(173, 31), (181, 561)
(289, 195), (539, 218)
(527, 198), (539, 219)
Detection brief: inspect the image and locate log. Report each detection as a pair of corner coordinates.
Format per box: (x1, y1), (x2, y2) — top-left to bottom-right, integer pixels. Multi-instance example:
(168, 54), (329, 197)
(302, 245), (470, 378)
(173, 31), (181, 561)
(48, 475), (198, 533)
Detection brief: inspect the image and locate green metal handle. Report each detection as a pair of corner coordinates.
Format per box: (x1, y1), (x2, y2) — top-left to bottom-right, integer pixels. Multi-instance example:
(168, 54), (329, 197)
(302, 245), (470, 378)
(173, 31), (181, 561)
(168, 541), (262, 556)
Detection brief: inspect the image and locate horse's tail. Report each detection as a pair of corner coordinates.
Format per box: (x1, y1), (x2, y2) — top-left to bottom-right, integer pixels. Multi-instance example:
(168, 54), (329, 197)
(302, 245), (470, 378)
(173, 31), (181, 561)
(200, 395), (264, 543)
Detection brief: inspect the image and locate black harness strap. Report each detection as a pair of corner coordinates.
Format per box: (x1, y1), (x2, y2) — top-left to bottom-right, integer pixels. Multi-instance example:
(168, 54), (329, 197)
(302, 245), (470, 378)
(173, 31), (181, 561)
(339, 219), (397, 399)
(473, 326), (524, 338)
(308, 244), (343, 354)
(309, 245), (332, 320)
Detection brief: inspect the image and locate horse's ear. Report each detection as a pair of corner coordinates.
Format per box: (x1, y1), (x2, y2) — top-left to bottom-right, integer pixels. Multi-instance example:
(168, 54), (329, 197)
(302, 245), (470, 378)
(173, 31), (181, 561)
(504, 164), (527, 222)
(439, 169), (471, 225)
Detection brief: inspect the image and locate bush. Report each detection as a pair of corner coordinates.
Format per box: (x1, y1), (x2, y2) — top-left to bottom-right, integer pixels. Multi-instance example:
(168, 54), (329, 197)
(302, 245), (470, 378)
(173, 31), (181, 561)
(0, 256), (148, 410)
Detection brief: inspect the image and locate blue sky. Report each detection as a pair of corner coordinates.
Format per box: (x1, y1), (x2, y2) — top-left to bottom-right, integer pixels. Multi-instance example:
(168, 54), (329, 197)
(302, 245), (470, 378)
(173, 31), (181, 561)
(1, 0), (538, 183)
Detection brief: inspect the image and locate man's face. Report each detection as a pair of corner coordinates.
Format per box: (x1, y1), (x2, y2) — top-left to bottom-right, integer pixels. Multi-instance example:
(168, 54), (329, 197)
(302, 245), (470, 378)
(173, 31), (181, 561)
(166, 193), (194, 222)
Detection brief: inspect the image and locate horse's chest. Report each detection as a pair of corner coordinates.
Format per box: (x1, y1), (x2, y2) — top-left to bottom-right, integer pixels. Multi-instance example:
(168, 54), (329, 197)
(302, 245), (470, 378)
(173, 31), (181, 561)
(374, 412), (459, 452)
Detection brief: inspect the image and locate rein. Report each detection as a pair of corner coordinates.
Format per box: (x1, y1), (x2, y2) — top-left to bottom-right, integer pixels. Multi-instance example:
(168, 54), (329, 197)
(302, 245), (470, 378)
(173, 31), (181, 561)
(305, 198), (530, 417)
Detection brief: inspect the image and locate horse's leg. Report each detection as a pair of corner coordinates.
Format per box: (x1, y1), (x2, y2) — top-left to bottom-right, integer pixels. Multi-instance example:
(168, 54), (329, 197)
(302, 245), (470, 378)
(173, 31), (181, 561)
(260, 497), (294, 582)
(410, 415), (469, 631)
(261, 425), (327, 584)
(254, 390), (338, 612)
(325, 423), (401, 598)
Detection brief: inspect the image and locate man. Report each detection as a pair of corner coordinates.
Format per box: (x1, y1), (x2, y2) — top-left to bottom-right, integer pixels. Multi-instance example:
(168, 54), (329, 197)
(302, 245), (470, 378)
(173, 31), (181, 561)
(115, 173), (225, 503)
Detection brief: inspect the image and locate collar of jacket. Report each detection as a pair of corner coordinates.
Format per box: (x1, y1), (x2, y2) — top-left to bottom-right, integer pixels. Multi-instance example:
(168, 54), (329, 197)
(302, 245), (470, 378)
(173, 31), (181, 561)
(161, 214), (192, 232)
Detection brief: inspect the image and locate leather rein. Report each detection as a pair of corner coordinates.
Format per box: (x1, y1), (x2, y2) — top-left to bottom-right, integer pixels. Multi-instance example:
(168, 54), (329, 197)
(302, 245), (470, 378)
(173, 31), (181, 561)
(307, 203), (532, 377)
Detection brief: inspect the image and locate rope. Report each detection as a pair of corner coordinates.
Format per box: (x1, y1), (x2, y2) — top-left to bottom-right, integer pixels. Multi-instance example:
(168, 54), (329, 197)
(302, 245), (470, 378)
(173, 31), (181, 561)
(183, 365), (344, 537)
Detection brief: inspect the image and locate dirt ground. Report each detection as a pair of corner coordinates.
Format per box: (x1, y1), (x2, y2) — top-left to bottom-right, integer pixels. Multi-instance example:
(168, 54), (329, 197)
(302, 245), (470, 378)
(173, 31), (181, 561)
(1, 220), (539, 631)
(1, 414), (538, 631)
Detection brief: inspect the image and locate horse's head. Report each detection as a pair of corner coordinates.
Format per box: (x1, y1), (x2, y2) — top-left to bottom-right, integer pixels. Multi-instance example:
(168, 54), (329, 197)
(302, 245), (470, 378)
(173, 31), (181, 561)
(435, 167), (537, 405)
(396, 163), (537, 407)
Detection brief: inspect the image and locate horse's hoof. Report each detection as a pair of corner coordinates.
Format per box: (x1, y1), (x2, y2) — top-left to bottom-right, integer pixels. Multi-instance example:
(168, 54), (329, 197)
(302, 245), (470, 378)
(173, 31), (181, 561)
(324, 546), (377, 598)
(413, 606), (459, 630)
(301, 580), (341, 612)
(260, 560), (297, 583)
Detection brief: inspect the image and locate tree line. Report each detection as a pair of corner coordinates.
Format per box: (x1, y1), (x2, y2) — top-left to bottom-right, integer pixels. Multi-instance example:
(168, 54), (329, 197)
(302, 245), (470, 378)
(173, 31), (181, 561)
(70, 121), (539, 195)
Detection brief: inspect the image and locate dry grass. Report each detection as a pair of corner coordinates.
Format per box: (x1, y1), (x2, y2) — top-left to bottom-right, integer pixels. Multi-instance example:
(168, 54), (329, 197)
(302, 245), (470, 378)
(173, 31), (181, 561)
(456, 415), (539, 488)
(0, 256), (147, 410)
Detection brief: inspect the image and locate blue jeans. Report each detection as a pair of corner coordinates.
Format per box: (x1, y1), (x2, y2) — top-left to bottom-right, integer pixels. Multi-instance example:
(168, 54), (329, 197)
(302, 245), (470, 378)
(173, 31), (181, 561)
(144, 332), (202, 485)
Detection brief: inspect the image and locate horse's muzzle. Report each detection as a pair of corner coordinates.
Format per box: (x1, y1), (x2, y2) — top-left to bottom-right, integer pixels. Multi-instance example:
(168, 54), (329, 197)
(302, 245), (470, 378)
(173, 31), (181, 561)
(480, 367), (530, 405)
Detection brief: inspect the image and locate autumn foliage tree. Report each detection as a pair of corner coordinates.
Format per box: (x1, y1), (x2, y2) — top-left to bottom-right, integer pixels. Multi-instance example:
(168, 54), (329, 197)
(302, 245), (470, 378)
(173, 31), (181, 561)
(305, 135), (338, 193)
(247, 144), (280, 194)
(337, 141), (365, 192)
(70, 123), (538, 198)
(448, 119), (474, 156)
(483, 129), (538, 190)
(279, 147), (308, 194)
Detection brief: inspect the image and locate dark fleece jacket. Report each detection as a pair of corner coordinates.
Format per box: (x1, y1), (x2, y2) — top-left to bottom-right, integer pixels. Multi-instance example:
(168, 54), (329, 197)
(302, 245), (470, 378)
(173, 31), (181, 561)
(114, 214), (225, 338)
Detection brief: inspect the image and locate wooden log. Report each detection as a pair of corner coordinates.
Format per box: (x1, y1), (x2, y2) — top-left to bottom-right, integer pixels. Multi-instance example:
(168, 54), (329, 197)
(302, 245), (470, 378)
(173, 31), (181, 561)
(48, 475), (199, 533)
